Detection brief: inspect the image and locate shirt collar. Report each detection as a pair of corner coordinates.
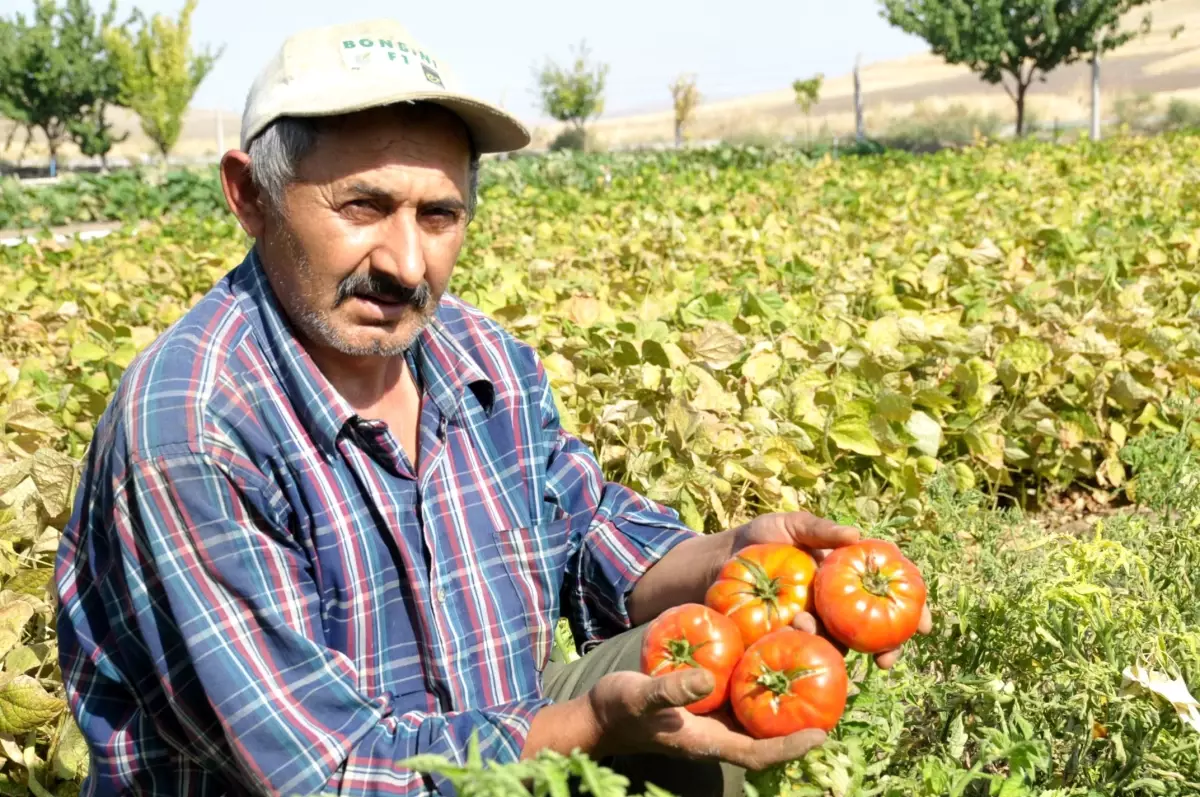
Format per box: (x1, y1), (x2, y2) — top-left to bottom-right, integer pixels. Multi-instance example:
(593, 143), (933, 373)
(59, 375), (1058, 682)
(232, 249), (495, 457)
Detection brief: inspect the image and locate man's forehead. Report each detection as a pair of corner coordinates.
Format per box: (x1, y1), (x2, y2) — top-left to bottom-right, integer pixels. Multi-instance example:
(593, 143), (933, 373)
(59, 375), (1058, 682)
(298, 107), (472, 186)
(317, 104), (471, 149)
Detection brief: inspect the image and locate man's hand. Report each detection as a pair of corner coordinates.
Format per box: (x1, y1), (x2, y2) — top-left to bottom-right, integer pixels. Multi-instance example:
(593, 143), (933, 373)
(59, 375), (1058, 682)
(724, 512), (933, 670)
(587, 669), (826, 771)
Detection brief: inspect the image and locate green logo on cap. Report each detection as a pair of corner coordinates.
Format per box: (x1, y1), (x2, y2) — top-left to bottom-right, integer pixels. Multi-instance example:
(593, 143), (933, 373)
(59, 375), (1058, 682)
(422, 65), (444, 87)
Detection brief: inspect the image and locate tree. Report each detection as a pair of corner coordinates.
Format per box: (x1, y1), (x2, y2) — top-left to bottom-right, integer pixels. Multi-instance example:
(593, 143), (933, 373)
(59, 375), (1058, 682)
(105, 0), (221, 161)
(535, 40), (608, 149)
(669, 74), (700, 148)
(0, 0), (124, 173)
(880, 0), (1166, 137)
(792, 73), (824, 145)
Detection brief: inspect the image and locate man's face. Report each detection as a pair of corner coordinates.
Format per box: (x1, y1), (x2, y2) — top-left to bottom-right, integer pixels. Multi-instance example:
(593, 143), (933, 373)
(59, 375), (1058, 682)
(256, 106), (472, 358)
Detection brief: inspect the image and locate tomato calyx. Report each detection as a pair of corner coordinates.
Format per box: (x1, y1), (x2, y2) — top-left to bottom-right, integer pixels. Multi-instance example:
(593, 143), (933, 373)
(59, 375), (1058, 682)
(860, 562), (894, 598)
(737, 555), (784, 607)
(753, 664), (816, 697)
(651, 637), (710, 673)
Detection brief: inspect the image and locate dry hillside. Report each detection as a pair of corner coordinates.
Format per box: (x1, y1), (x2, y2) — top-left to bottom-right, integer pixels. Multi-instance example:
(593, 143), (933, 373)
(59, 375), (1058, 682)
(5, 0), (1200, 163)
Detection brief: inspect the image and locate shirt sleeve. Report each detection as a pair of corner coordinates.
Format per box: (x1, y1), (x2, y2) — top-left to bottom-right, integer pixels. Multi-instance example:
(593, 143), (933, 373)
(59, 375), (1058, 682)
(533, 358), (699, 652)
(56, 442), (548, 796)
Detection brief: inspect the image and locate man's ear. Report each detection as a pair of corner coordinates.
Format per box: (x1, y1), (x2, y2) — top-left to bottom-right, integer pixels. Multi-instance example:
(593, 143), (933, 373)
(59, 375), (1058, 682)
(221, 150), (266, 238)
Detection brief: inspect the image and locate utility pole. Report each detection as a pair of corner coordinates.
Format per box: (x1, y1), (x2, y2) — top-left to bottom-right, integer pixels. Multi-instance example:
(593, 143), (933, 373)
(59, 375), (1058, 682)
(854, 54), (865, 142)
(1091, 37), (1102, 141)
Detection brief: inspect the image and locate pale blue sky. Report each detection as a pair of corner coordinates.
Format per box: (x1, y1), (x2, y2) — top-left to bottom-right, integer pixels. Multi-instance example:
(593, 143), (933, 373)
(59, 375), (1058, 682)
(1, 0), (930, 123)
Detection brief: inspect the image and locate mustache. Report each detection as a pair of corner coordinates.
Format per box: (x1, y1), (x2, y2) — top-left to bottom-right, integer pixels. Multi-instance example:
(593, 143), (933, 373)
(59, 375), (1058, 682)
(335, 273), (433, 310)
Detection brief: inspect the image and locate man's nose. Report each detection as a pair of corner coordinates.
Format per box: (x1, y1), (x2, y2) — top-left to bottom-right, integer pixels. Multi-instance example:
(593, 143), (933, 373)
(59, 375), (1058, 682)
(371, 213), (425, 287)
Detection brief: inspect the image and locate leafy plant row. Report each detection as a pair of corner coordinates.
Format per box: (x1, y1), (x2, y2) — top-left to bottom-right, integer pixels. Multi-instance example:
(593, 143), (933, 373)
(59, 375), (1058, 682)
(0, 133), (1197, 793)
(0, 141), (891, 231)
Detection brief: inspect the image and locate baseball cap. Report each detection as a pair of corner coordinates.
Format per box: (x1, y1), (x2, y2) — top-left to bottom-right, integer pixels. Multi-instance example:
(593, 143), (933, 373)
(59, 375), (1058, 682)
(240, 19), (530, 153)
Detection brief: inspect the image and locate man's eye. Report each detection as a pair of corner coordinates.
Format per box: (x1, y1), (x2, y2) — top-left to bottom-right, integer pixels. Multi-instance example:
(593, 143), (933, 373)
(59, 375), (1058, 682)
(423, 208), (460, 223)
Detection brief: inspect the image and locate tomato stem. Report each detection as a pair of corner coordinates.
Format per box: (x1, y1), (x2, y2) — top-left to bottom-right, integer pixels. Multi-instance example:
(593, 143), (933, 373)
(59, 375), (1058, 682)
(664, 637), (707, 669)
(736, 555), (782, 605)
(861, 565), (893, 598)
(754, 665), (816, 697)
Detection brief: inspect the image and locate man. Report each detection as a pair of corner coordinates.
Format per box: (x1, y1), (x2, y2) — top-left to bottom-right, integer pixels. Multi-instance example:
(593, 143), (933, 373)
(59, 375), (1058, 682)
(55, 19), (928, 797)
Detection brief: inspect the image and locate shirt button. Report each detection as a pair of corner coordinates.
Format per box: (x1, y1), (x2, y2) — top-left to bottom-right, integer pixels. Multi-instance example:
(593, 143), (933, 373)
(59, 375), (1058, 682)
(436, 587), (447, 603)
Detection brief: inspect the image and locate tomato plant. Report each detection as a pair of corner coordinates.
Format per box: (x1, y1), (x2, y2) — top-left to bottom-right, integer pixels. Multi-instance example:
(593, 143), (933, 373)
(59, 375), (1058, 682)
(729, 628), (848, 738)
(812, 539), (927, 654)
(705, 543), (817, 645)
(640, 603), (745, 714)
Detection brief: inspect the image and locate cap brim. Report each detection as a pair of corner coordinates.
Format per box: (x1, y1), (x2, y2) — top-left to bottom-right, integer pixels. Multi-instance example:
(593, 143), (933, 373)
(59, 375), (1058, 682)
(415, 94), (531, 154)
(244, 90), (530, 154)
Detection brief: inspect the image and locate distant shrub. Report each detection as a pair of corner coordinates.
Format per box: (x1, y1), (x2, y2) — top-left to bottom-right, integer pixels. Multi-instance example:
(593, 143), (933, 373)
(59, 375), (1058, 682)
(1113, 92), (1159, 133)
(1162, 97), (1200, 132)
(549, 127), (589, 152)
(879, 103), (1005, 151)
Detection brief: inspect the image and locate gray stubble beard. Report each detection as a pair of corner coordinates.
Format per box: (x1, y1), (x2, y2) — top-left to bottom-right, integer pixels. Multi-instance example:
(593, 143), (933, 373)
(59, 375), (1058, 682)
(270, 221), (437, 358)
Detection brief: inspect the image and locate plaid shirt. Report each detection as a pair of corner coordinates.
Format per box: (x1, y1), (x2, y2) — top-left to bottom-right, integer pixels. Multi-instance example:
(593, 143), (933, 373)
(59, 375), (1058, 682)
(55, 249), (696, 796)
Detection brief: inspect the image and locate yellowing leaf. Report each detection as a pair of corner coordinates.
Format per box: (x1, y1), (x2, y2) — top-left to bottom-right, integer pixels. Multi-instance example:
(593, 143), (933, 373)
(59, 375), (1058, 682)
(1110, 421), (1128, 448)
(0, 599), (34, 661)
(686, 366), (739, 414)
(1109, 372), (1153, 411)
(30, 448), (76, 519)
(0, 674), (65, 735)
(830, 416), (882, 457)
(906, 411), (943, 457)
(863, 316), (901, 355)
(52, 716), (90, 781)
(1122, 666), (1200, 734)
(684, 323), (745, 371)
(541, 353), (576, 386)
(741, 351), (782, 386)
(965, 426), (1006, 469)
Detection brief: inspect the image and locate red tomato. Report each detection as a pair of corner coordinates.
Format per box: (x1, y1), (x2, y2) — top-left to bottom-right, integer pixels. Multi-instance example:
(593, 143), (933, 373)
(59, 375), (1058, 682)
(640, 603), (746, 714)
(812, 539), (927, 654)
(729, 628), (848, 738)
(704, 543), (817, 645)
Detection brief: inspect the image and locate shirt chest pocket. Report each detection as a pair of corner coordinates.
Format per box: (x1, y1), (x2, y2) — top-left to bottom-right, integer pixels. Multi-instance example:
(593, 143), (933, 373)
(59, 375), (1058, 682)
(493, 518), (573, 672)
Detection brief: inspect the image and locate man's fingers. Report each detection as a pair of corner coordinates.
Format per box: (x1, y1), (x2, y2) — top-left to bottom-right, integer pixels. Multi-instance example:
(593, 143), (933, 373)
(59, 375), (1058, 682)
(918, 603), (933, 635)
(639, 668), (714, 713)
(754, 512), (860, 551)
(791, 612), (818, 634)
(735, 728), (828, 770)
(874, 648), (902, 670)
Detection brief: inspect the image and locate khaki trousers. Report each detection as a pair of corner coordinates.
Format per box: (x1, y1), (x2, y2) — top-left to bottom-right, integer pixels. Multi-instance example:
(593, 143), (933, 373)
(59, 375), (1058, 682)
(542, 625), (746, 797)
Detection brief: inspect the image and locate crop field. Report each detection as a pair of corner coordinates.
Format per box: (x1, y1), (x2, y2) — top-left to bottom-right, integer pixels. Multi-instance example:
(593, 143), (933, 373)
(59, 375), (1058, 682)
(0, 136), (1199, 795)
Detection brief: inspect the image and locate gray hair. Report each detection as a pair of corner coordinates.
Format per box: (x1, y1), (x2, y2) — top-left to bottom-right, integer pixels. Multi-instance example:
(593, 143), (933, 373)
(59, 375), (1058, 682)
(247, 105), (481, 219)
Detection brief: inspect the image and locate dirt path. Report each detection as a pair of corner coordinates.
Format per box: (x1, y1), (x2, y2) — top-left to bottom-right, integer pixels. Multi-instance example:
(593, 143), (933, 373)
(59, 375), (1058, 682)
(0, 220), (124, 247)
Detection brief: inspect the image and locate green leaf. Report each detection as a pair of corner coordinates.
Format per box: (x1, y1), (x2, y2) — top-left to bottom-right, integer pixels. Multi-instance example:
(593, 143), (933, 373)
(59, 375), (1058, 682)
(68, 341), (108, 366)
(905, 410), (943, 457)
(830, 416), (882, 457)
(876, 389), (913, 422)
(0, 674), (65, 735)
(3, 569), (52, 599)
(998, 337), (1051, 375)
(3, 645), (46, 676)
